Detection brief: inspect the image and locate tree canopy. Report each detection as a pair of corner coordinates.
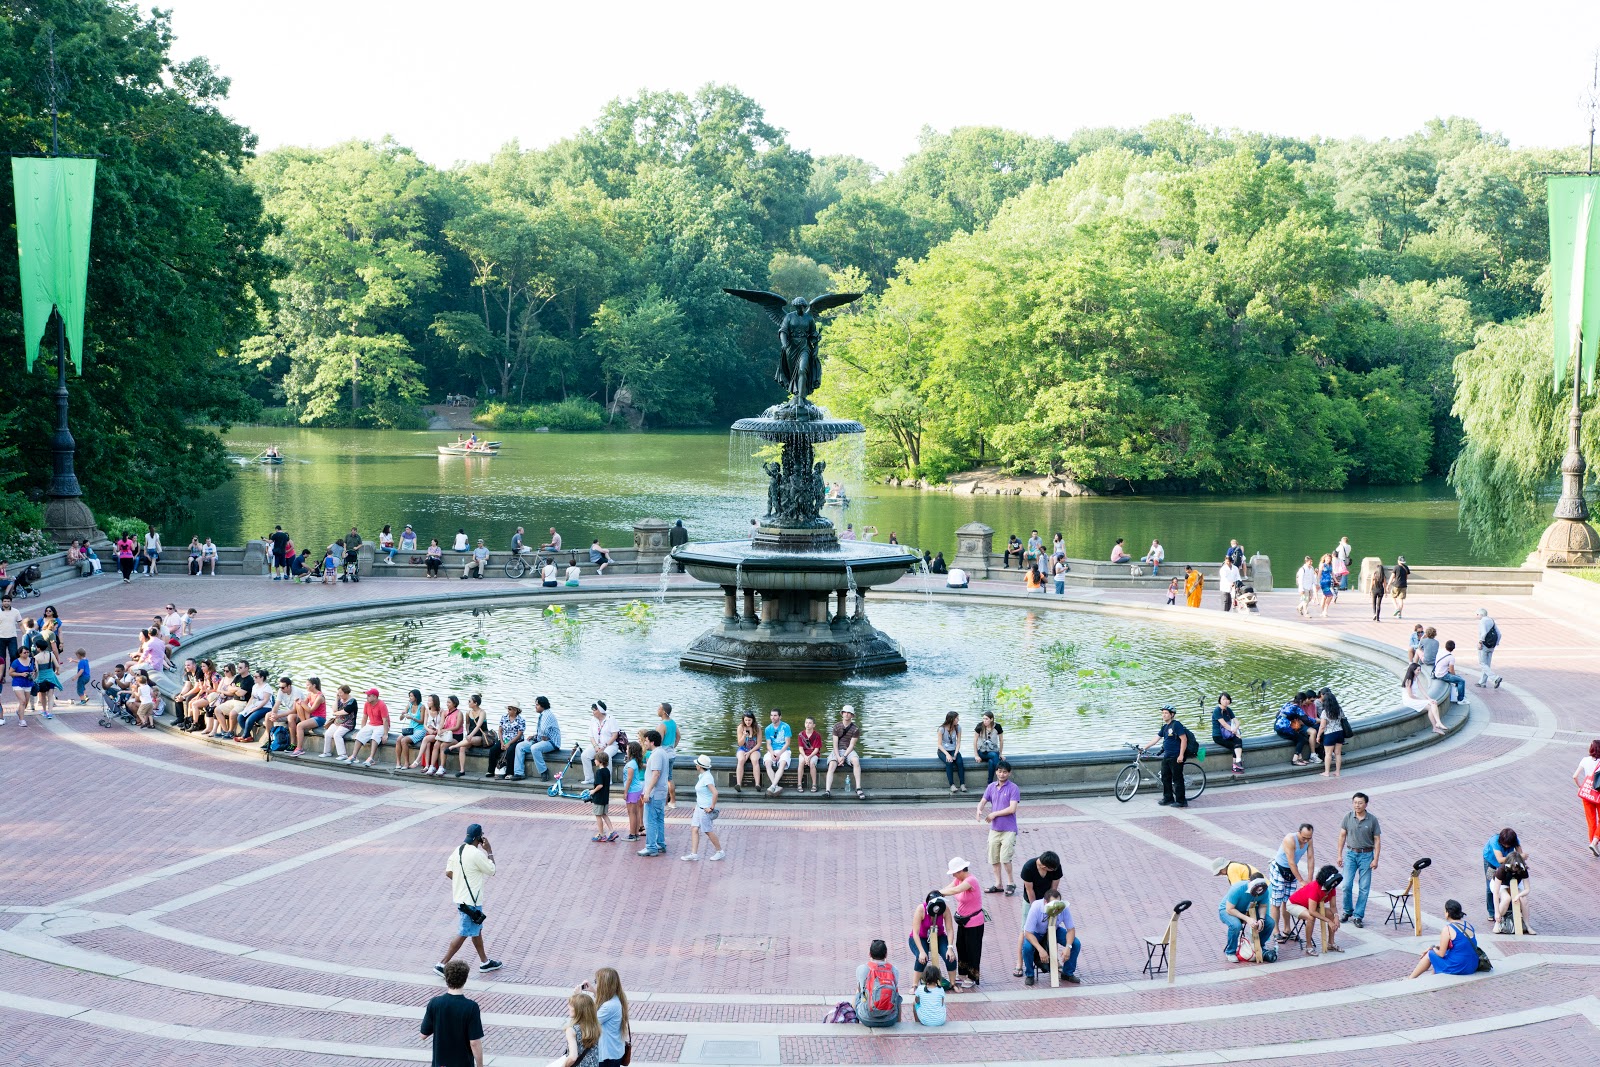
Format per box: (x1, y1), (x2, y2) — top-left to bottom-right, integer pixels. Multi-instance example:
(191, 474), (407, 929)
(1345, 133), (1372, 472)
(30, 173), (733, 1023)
(1, 1), (1586, 538)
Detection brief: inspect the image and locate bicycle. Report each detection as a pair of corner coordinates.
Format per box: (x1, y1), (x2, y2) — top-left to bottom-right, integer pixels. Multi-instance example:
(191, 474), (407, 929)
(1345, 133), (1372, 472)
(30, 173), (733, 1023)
(503, 548), (550, 580)
(1114, 742), (1206, 803)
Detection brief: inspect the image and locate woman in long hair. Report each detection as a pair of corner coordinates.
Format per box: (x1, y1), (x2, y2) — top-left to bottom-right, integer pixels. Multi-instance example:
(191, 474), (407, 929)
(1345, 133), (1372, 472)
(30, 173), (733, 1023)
(590, 967), (629, 1067)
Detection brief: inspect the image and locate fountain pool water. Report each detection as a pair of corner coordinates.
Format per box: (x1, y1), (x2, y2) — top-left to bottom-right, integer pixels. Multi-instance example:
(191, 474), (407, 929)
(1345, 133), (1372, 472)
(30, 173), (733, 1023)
(217, 595), (1399, 758)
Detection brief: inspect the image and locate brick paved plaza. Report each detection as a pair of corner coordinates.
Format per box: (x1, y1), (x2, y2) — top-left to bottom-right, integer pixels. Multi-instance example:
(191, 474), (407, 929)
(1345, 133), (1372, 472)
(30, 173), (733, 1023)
(2, 569), (1597, 1065)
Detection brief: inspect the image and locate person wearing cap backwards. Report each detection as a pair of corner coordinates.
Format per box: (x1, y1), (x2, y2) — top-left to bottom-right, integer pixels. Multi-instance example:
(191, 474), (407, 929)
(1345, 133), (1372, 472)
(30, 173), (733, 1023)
(824, 705), (866, 800)
(1475, 607), (1504, 689)
(347, 687), (390, 766)
(681, 754), (726, 861)
(485, 704), (525, 779)
(1139, 704), (1192, 807)
(1220, 875), (1274, 961)
(439, 823), (502, 975)
(939, 856), (986, 988)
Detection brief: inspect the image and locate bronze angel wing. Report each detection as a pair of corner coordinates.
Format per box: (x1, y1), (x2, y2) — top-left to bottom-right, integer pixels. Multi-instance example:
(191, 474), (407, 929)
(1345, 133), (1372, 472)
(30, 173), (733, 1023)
(723, 288), (790, 327)
(807, 292), (865, 315)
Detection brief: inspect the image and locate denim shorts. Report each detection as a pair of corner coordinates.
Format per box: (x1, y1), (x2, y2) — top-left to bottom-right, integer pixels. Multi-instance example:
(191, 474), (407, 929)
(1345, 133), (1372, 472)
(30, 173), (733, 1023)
(457, 910), (483, 937)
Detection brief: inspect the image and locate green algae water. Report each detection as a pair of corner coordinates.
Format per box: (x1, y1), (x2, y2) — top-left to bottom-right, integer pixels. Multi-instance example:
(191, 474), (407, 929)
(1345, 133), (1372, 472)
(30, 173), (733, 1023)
(221, 598), (1399, 757)
(187, 428), (1502, 569)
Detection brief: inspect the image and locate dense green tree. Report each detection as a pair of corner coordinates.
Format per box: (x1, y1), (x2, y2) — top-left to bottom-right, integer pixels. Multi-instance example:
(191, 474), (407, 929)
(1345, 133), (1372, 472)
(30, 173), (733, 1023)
(0, 1), (277, 523)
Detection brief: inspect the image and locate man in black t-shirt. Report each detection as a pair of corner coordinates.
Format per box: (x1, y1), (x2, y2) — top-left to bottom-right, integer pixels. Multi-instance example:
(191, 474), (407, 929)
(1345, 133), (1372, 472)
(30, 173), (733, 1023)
(1391, 556), (1410, 619)
(421, 959), (484, 1067)
(1014, 849), (1063, 972)
(267, 526), (290, 580)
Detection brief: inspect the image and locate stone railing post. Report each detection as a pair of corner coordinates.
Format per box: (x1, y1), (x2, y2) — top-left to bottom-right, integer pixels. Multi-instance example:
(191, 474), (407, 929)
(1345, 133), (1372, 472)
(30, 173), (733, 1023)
(953, 521), (994, 579)
(356, 541), (375, 577)
(634, 518), (670, 573)
(1357, 556), (1381, 594)
(243, 539), (268, 576)
(1248, 553), (1273, 591)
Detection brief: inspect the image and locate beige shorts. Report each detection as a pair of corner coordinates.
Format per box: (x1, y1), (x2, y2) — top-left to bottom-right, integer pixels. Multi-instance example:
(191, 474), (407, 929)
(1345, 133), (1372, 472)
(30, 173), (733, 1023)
(1392, 588), (1407, 601)
(987, 829), (1017, 865)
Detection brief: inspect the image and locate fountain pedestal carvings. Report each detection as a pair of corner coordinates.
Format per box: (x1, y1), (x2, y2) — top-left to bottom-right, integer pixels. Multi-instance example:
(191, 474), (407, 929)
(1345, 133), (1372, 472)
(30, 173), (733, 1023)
(673, 398), (917, 679)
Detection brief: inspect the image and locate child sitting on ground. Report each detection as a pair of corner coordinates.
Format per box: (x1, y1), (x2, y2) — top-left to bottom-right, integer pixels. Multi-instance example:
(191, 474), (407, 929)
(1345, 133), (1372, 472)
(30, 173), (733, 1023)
(912, 963), (947, 1026)
(590, 750), (616, 842)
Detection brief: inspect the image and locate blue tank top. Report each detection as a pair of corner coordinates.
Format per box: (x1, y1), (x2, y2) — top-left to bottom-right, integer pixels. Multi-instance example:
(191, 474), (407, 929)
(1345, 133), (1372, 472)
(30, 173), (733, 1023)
(1274, 836), (1309, 871)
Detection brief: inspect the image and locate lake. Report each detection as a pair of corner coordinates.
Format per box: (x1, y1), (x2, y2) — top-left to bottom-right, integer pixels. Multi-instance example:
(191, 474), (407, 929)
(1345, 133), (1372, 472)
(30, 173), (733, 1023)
(186, 428), (1502, 569)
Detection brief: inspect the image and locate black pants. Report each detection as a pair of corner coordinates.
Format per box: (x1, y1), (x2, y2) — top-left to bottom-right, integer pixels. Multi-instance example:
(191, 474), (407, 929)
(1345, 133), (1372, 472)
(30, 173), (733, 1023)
(955, 920), (985, 983)
(1222, 593), (1234, 612)
(118, 557), (135, 581)
(425, 557), (440, 576)
(1161, 756), (1187, 804)
(1372, 589), (1384, 617)
(486, 739), (516, 775)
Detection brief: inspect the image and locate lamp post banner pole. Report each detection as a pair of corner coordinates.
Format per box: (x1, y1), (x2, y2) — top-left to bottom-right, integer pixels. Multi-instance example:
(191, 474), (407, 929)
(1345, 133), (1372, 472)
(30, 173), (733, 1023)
(1547, 174), (1600, 393)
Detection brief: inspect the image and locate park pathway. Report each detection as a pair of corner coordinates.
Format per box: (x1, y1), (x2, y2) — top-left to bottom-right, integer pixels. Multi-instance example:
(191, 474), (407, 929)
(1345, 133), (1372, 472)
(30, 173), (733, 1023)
(0, 568), (1596, 1065)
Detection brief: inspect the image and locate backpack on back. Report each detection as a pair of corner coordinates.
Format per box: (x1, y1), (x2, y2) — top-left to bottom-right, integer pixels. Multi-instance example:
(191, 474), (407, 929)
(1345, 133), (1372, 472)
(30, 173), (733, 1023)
(1482, 624), (1501, 649)
(864, 961), (896, 1012)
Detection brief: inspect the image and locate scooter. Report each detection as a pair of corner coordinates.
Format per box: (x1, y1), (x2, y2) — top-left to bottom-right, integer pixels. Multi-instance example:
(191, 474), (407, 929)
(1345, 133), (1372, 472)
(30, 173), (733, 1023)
(547, 744), (592, 800)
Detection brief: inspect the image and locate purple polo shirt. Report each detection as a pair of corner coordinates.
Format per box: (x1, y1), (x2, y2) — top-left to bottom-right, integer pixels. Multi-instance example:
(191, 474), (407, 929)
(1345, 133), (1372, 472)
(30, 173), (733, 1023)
(983, 779), (1021, 833)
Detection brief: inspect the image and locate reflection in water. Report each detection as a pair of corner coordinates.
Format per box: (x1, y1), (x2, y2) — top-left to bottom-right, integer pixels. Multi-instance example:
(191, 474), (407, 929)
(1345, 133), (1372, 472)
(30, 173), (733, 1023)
(221, 598), (1398, 757)
(187, 428), (1498, 568)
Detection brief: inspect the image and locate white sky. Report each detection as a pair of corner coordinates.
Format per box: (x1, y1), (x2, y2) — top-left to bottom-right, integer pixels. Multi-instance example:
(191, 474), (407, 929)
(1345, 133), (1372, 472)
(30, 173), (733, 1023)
(163, 1), (1600, 172)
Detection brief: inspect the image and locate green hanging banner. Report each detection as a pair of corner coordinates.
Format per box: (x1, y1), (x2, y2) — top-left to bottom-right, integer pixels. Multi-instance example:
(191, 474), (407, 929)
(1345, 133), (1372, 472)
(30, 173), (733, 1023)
(11, 157), (97, 373)
(1548, 174), (1600, 392)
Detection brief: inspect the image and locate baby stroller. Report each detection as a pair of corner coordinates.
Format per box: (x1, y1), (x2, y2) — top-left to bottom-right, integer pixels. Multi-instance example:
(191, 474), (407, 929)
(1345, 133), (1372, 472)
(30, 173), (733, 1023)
(10, 564), (42, 599)
(96, 681), (137, 728)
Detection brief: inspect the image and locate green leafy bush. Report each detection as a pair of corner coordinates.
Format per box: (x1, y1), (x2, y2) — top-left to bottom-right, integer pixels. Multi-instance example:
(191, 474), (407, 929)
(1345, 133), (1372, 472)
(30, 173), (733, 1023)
(475, 398), (606, 431)
(95, 513), (152, 542)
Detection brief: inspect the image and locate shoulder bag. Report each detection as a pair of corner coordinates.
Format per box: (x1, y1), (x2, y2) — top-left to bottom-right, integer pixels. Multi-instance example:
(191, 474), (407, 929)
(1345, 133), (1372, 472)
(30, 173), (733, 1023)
(456, 845), (487, 925)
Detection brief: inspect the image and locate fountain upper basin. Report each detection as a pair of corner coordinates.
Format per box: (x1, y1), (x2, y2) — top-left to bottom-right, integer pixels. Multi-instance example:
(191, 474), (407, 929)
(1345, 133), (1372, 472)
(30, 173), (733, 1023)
(672, 539), (920, 591)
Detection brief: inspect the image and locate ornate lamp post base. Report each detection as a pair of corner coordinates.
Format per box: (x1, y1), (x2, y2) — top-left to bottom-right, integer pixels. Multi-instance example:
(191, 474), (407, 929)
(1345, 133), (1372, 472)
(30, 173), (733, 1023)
(1534, 370), (1599, 568)
(1533, 518), (1600, 567)
(42, 495), (100, 546)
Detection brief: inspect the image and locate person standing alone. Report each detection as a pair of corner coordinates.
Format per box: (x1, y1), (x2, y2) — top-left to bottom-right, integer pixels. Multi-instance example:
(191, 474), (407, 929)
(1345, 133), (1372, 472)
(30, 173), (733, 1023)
(1336, 793), (1381, 928)
(1475, 608), (1503, 689)
(439, 823), (502, 974)
(1368, 559), (1388, 622)
(1141, 704), (1190, 807)
(421, 959), (484, 1067)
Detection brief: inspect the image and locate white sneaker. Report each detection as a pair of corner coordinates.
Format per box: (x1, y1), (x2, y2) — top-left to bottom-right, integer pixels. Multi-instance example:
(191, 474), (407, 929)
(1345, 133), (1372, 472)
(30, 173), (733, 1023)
(709, 851), (725, 861)
(1492, 677), (1502, 689)
(681, 853), (699, 861)
(1309, 754), (1322, 764)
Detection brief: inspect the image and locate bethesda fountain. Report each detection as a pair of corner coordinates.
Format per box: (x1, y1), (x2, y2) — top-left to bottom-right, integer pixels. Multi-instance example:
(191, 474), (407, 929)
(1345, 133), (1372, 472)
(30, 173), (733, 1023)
(671, 287), (919, 679)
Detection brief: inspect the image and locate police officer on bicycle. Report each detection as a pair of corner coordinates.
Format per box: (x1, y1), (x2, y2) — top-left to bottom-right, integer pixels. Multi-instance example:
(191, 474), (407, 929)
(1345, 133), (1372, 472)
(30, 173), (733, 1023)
(1141, 704), (1191, 808)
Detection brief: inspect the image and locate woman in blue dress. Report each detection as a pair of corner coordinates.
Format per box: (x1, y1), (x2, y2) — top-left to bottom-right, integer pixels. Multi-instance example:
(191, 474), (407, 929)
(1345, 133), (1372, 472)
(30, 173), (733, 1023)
(1317, 553), (1335, 617)
(1408, 899), (1479, 977)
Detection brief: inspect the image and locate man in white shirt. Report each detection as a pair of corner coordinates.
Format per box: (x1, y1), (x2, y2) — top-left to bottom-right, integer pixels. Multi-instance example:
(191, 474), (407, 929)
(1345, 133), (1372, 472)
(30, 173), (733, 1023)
(1140, 540), (1165, 575)
(0, 595), (21, 683)
(1475, 608), (1503, 689)
(1295, 556), (1318, 617)
(439, 823), (501, 974)
(583, 700), (619, 785)
(1433, 640), (1468, 705)
(1217, 560), (1242, 612)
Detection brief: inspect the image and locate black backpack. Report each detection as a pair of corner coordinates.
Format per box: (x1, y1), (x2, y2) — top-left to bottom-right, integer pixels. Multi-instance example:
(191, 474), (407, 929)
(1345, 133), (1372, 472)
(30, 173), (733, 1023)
(1482, 624), (1501, 649)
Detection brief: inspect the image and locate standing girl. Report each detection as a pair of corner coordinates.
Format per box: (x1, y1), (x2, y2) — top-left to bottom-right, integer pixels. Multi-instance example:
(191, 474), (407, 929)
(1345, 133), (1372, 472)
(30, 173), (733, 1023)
(1318, 554), (1335, 617)
(115, 531), (137, 583)
(623, 740), (645, 840)
(9, 645), (34, 725)
(1315, 688), (1348, 778)
(31, 640), (63, 720)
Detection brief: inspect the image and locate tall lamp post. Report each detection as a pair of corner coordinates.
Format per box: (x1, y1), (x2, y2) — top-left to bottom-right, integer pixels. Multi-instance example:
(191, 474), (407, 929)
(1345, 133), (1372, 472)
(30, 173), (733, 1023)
(1537, 62), (1600, 567)
(10, 32), (101, 545)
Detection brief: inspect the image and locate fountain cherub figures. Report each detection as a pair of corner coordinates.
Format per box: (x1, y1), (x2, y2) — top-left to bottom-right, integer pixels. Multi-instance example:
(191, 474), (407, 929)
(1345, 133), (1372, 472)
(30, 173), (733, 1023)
(723, 288), (864, 407)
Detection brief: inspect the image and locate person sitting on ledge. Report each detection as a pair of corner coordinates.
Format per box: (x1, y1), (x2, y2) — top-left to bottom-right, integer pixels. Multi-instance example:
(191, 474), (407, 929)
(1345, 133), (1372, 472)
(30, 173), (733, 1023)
(589, 539), (612, 575)
(1003, 534), (1023, 569)
(763, 707), (793, 796)
(1109, 538), (1132, 565)
(461, 540), (489, 579)
(825, 705), (865, 800)
(854, 939), (902, 1028)
(929, 552), (947, 575)
(945, 566), (970, 589)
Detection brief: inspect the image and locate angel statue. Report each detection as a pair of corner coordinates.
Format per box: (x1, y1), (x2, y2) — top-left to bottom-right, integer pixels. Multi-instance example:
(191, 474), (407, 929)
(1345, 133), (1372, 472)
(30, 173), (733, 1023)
(723, 288), (864, 406)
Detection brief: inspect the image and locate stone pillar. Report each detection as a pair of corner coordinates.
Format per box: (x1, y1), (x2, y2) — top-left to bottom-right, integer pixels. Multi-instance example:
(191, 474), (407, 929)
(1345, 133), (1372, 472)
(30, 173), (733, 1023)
(854, 588), (866, 620)
(833, 589), (848, 624)
(1357, 556), (1381, 594)
(742, 588), (757, 627)
(1248, 553), (1273, 591)
(633, 518), (671, 572)
(953, 521), (994, 579)
(356, 541), (374, 577)
(722, 586), (736, 620)
(243, 539), (268, 576)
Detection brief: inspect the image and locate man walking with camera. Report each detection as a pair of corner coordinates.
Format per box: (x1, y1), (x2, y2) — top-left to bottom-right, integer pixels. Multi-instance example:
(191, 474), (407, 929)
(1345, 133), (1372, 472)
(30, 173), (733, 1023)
(438, 823), (502, 975)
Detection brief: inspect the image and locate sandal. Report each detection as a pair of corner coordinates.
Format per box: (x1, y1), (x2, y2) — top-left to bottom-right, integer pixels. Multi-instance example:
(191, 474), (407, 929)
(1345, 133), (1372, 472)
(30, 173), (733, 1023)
(823, 789), (832, 797)
(985, 885), (1004, 894)
(1012, 967), (1024, 978)
(856, 790), (866, 800)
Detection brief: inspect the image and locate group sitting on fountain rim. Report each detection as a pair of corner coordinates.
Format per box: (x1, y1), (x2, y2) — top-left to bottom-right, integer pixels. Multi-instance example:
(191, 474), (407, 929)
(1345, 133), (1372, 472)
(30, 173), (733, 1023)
(734, 705), (866, 800)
